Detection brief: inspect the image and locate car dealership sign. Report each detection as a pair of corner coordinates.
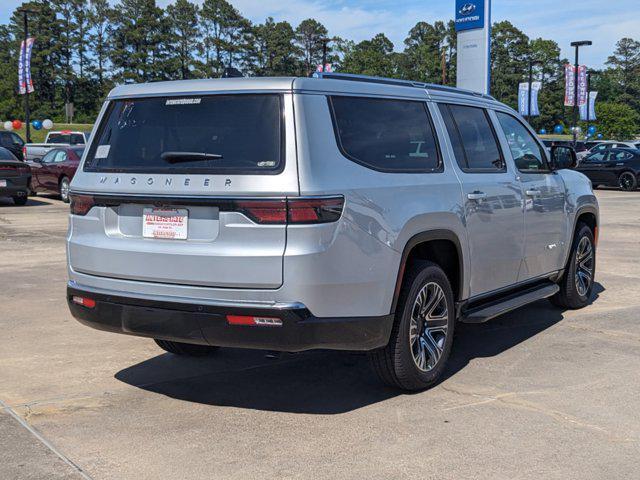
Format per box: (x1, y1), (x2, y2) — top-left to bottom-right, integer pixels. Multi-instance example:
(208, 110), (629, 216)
(455, 0), (491, 95)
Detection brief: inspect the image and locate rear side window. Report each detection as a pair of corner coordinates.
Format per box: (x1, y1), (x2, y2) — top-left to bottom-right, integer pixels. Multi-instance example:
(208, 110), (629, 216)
(84, 94), (283, 174)
(329, 96), (441, 173)
(438, 104), (505, 172)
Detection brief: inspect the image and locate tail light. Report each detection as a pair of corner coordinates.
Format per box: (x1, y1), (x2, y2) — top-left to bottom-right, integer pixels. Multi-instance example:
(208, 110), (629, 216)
(70, 194), (95, 215)
(287, 197), (344, 224)
(22, 146), (27, 158)
(230, 196), (344, 225)
(234, 199), (287, 224)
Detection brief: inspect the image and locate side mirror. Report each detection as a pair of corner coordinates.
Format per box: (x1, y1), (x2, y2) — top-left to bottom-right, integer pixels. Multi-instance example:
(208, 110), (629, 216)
(550, 146), (577, 171)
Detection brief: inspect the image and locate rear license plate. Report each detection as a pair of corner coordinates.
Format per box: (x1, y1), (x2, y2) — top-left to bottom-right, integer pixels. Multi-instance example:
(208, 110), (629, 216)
(142, 208), (188, 240)
(0, 180), (6, 187)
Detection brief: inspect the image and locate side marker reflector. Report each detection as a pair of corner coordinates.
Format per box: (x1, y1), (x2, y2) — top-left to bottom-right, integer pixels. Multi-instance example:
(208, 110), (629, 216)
(72, 296), (96, 308)
(226, 315), (283, 327)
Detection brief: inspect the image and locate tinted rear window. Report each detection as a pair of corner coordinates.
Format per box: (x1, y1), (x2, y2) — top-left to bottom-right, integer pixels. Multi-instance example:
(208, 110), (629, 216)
(84, 94), (283, 174)
(48, 133), (85, 144)
(329, 96), (441, 172)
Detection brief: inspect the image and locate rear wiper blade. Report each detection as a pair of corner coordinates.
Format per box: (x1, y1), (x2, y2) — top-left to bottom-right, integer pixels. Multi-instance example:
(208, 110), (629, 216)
(161, 151), (223, 163)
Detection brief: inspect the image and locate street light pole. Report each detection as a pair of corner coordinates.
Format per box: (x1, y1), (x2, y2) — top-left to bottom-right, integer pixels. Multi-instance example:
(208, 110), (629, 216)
(570, 40), (592, 145)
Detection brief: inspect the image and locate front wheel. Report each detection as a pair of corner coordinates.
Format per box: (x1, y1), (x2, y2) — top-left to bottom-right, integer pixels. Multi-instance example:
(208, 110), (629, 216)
(369, 261), (455, 391)
(551, 223), (596, 309)
(154, 339), (219, 357)
(60, 176), (71, 203)
(618, 172), (637, 191)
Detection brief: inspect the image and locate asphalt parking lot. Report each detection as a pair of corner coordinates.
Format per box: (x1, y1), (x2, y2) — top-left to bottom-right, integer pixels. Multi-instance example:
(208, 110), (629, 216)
(1, 190), (639, 480)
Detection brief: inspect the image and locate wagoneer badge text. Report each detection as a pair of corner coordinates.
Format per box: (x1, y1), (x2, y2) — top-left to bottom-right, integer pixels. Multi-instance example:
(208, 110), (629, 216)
(98, 176), (232, 187)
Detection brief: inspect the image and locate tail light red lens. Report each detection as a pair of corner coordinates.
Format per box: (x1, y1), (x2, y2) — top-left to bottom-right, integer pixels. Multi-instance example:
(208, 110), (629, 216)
(232, 196), (344, 225)
(234, 200), (287, 224)
(69, 194), (95, 216)
(288, 197), (344, 224)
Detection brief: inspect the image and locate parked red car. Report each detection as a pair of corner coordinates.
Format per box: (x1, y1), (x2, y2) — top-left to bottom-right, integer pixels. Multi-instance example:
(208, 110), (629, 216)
(28, 147), (84, 203)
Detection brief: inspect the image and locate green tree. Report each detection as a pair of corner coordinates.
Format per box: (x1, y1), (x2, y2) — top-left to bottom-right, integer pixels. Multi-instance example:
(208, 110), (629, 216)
(490, 21), (530, 109)
(295, 18), (328, 76)
(605, 38), (640, 112)
(401, 20), (454, 85)
(166, 0), (199, 79)
(594, 102), (639, 140)
(251, 17), (299, 76)
(340, 33), (400, 78)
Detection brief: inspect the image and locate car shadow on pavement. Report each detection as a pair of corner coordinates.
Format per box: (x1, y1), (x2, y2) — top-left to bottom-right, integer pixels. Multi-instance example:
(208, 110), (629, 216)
(115, 283), (604, 415)
(0, 198), (52, 207)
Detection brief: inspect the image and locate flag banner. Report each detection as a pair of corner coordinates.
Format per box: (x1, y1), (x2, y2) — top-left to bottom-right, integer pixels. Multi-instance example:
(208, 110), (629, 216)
(518, 82), (528, 116)
(580, 91), (598, 121)
(564, 64), (575, 106)
(25, 37), (35, 93)
(18, 37), (35, 95)
(18, 40), (26, 94)
(577, 65), (587, 106)
(518, 81), (541, 116)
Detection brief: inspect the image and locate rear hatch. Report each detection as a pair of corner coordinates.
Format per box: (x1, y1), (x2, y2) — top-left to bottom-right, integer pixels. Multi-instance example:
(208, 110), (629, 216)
(68, 91), (298, 289)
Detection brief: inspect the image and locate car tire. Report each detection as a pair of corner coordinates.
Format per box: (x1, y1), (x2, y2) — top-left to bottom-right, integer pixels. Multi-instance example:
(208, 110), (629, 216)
(154, 339), (219, 357)
(12, 195), (28, 206)
(369, 260), (455, 391)
(551, 222), (596, 309)
(60, 177), (71, 203)
(618, 172), (637, 191)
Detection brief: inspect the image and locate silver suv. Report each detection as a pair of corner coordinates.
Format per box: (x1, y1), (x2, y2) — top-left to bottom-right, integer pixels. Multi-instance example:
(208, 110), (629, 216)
(67, 73), (599, 391)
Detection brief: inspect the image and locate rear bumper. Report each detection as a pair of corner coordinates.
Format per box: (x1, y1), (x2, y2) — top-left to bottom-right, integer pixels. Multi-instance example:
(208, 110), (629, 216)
(67, 285), (394, 352)
(0, 175), (29, 196)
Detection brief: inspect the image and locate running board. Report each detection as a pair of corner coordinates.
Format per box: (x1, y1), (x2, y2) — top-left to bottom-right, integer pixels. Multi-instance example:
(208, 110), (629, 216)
(460, 283), (559, 324)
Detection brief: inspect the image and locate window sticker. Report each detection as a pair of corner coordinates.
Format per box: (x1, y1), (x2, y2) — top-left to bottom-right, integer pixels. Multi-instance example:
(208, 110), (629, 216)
(165, 98), (202, 105)
(95, 145), (111, 158)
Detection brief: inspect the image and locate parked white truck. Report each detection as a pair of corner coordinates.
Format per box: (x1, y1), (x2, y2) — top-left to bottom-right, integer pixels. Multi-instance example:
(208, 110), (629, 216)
(23, 130), (89, 161)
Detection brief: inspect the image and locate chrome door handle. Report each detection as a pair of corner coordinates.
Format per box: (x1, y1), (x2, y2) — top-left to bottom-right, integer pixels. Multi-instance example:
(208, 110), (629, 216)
(525, 189), (541, 197)
(467, 192), (487, 201)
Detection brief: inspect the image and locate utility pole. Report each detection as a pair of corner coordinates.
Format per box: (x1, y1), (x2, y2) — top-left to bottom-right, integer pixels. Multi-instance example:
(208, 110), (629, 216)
(441, 46), (447, 85)
(570, 40), (592, 145)
(19, 8), (36, 143)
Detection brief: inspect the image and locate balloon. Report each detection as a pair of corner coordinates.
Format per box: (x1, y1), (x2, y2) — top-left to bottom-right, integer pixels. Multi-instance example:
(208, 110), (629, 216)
(597, 133), (603, 139)
(32, 120), (42, 130)
(42, 119), (53, 130)
(553, 125), (564, 134)
(12, 120), (22, 130)
(539, 129), (547, 135)
(3, 121), (13, 131)
(587, 125), (597, 135)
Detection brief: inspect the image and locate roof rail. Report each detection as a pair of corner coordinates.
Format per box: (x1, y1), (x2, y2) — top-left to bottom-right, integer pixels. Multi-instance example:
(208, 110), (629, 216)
(312, 72), (496, 101)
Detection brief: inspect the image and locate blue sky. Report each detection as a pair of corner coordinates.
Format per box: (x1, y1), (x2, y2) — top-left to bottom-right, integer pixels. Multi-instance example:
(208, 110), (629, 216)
(1, 0), (637, 67)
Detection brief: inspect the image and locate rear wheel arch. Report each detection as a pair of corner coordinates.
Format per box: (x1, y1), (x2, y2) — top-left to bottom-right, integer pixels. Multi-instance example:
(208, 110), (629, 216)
(391, 230), (464, 314)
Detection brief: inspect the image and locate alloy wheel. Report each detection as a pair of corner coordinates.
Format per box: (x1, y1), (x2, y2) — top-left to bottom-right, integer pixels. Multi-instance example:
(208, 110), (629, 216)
(619, 172), (636, 191)
(60, 179), (70, 202)
(409, 282), (449, 372)
(574, 236), (594, 297)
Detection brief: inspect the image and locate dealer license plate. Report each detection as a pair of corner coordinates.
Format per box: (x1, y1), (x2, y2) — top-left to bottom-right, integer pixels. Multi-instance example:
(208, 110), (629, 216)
(0, 180), (6, 187)
(142, 208), (188, 240)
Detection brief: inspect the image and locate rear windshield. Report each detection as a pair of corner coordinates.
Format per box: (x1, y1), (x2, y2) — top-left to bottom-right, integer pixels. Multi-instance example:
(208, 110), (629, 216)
(48, 133), (86, 145)
(84, 94), (284, 174)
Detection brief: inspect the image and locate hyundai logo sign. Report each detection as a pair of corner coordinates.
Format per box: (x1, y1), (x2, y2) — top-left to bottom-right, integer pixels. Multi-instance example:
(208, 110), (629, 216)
(455, 0), (484, 32)
(459, 3), (476, 16)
